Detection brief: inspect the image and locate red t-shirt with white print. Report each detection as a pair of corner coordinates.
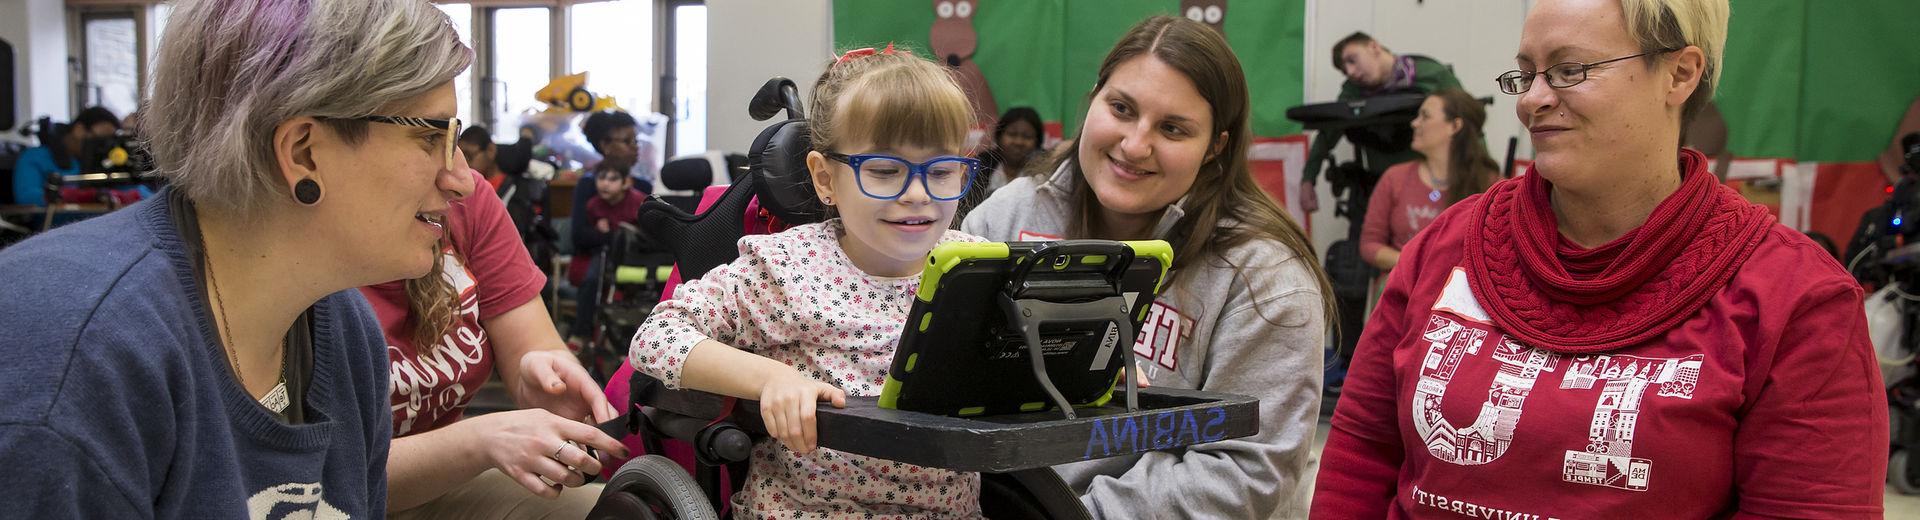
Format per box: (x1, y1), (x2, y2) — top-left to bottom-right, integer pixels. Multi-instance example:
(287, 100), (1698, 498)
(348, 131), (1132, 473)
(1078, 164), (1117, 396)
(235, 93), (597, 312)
(361, 171), (547, 436)
(1312, 208), (1888, 518)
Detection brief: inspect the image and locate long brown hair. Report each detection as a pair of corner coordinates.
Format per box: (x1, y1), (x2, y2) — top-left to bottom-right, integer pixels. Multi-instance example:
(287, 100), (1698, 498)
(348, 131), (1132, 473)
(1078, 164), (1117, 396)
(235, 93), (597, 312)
(1055, 15), (1336, 329)
(403, 234), (463, 351)
(1430, 88), (1499, 206)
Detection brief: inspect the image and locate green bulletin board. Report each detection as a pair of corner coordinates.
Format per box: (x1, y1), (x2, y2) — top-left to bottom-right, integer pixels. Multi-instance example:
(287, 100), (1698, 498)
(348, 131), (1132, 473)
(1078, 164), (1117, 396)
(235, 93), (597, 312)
(832, 0), (1306, 139)
(1717, 0), (1920, 162)
(833, 0), (1920, 163)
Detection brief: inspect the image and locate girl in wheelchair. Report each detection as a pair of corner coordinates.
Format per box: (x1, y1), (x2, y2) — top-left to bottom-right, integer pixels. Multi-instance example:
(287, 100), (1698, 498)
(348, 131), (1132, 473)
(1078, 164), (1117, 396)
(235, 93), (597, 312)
(628, 46), (988, 518)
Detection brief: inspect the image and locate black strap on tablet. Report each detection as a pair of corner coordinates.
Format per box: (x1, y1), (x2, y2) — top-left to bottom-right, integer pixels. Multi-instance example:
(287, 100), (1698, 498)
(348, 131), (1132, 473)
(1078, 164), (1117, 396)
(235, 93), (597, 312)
(999, 240), (1143, 419)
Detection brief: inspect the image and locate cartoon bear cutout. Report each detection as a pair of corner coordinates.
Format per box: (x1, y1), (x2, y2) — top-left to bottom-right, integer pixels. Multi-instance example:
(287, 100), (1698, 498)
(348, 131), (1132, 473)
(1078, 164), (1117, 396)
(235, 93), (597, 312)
(931, 0), (997, 129)
(1181, 0), (1227, 34)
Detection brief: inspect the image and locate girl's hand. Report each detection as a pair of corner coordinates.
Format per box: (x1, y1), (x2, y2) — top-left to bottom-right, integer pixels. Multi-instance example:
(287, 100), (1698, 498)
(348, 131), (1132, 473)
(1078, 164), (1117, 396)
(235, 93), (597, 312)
(757, 374), (847, 454)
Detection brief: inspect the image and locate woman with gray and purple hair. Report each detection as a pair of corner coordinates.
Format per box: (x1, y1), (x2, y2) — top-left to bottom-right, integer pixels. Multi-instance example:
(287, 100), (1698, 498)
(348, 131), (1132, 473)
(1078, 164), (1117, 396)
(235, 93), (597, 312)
(0, 1), (478, 517)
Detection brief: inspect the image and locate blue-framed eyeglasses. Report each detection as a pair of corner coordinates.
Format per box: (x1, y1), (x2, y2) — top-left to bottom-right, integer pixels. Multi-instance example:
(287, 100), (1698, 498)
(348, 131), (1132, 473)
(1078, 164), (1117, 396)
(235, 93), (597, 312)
(821, 152), (980, 201)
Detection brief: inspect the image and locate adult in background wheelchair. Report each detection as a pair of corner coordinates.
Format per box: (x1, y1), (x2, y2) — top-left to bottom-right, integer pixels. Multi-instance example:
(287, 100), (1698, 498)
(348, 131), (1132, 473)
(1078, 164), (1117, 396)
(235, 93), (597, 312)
(585, 76), (1258, 519)
(1849, 134), (1920, 495)
(1878, 240), (1920, 496)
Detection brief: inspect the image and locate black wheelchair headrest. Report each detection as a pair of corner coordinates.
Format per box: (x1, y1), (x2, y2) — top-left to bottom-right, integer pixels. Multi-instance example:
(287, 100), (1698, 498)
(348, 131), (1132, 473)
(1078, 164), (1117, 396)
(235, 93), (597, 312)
(659, 157), (714, 191)
(747, 119), (826, 225)
(635, 76), (825, 282)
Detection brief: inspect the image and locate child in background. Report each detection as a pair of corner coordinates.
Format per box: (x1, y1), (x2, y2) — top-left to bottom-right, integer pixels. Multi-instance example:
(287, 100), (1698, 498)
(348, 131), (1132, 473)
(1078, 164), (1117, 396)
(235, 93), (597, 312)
(587, 170), (644, 243)
(567, 170), (646, 346)
(628, 46), (986, 518)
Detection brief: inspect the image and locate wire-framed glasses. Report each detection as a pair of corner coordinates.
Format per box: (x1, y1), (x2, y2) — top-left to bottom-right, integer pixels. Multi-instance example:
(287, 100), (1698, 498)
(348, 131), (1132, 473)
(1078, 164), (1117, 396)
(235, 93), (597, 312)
(1495, 48), (1680, 95)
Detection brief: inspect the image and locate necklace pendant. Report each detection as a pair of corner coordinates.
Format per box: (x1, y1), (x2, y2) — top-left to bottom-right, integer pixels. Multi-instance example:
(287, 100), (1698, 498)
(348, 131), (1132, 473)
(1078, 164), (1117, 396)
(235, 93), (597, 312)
(260, 381), (290, 414)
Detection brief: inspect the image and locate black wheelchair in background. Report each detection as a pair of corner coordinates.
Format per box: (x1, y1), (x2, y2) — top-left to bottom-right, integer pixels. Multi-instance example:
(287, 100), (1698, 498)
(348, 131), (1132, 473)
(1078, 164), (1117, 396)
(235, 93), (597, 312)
(585, 78), (1261, 519)
(575, 222), (676, 382)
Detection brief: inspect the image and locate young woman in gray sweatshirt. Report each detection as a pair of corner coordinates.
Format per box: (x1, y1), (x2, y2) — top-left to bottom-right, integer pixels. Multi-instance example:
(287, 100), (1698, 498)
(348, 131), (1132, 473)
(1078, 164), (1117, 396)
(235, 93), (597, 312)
(961, 15), (1334, 520)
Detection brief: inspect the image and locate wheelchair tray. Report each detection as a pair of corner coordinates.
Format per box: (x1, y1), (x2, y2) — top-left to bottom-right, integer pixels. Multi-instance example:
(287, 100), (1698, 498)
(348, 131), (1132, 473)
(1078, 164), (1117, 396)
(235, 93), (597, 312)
(631, 377), (1259, 473)
(1283, 92), (1426, 131)
(817, 387), (1259, 473)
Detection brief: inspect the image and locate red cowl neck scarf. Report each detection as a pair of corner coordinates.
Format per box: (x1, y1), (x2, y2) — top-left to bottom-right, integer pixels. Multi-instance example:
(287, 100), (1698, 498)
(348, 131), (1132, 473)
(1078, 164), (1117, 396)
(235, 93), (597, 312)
(1464, 148), (1775, 354)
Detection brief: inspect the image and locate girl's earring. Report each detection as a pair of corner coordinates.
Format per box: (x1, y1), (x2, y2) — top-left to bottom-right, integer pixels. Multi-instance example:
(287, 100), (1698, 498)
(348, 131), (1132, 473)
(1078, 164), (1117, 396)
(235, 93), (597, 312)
(822, 196), (834, 206)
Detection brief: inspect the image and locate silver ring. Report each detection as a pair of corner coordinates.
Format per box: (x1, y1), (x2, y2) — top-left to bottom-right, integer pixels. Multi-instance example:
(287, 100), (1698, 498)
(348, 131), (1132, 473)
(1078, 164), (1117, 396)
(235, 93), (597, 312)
(552, 442), (569, 460)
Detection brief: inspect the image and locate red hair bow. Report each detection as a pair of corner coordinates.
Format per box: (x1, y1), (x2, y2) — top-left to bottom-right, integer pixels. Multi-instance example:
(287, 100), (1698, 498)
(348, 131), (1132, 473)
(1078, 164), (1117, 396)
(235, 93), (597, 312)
(836, 42), (909, 64)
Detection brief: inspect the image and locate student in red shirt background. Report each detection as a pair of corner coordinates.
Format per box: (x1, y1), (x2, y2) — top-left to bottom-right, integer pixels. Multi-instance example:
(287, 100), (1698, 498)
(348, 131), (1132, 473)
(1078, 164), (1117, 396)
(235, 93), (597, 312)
(1312, 0), (1888, 518)
(457, 126), (509, 191)
(585, 169), (646, 248)
(1359, 88), (1499, 272)
(364, 169), (627, 519)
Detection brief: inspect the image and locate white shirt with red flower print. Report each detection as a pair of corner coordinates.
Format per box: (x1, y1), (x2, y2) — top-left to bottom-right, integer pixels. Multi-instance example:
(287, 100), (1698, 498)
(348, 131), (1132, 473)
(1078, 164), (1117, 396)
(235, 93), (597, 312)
(631, 219), (985, 519)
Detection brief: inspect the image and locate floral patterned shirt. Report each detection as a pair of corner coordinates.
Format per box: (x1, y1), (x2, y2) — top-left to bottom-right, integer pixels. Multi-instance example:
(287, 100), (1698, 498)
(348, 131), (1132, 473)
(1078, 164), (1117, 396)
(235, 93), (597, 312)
(631, 220), (985, 519)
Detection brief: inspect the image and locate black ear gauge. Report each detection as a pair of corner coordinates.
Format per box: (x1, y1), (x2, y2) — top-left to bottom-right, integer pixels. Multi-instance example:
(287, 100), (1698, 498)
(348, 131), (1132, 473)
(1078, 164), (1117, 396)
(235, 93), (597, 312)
(294, 178), (322, 205)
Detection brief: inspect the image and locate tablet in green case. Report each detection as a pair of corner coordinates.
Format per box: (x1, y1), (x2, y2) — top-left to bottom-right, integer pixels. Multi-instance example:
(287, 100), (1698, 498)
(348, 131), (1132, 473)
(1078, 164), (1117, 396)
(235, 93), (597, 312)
(878, 240), (1172, 417)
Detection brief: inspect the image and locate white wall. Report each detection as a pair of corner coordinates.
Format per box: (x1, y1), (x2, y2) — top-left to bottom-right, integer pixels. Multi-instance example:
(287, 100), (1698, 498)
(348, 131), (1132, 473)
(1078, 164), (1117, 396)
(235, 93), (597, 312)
(1302, 0), (1531, 255)
(705, 0), (833, 155)
(0, 0), (21, 135)
(23, 0), (66, 126)
(0, 0), (70, 140)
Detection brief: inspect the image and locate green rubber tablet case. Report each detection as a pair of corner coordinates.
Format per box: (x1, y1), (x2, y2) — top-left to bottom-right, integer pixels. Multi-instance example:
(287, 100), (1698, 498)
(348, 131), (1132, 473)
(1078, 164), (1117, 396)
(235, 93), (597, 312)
(878, 240), (1172, 417)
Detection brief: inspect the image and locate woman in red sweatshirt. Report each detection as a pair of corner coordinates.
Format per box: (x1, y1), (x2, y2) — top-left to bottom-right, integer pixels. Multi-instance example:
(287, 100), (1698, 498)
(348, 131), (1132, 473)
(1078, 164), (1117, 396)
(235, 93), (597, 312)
(1311, 0), (1888, 518)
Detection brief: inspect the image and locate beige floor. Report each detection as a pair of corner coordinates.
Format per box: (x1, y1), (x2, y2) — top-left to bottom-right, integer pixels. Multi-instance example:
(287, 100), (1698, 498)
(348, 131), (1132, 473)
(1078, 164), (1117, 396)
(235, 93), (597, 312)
(1305, 421), (1920, 517)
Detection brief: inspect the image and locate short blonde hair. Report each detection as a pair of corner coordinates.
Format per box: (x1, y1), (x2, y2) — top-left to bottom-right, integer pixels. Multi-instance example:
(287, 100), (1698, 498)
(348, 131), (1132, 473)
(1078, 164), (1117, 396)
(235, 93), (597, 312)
(807, 48), (973, 155)
(144, 0), (472, 217)
(1619, 0), (1728, 124)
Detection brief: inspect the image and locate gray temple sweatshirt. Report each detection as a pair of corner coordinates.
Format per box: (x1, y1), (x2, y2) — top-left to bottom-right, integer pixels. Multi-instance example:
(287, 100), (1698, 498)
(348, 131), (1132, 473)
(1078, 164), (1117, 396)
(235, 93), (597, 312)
(961, 164), (1327, 519)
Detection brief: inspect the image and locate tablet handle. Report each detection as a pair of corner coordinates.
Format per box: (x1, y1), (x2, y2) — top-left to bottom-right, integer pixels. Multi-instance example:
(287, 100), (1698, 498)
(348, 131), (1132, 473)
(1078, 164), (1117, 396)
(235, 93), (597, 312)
(1004, 240), (1134, 301)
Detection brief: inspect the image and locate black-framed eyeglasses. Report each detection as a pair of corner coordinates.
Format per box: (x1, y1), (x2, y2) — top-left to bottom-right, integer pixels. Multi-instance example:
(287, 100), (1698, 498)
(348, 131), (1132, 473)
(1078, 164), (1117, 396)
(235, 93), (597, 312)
(356, 115), (463, 171)
(1495, 48), (1681, 95)
(822, 152), (980, 201)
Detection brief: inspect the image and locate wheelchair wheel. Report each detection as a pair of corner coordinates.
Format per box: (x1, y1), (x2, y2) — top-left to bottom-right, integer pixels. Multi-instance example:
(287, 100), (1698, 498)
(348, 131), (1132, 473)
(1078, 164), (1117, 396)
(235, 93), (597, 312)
(588, 455), (717, 520)
(1894, 450), (1920, 495)
(978, 469), (1092, 520)
(589, 493), (661, 520)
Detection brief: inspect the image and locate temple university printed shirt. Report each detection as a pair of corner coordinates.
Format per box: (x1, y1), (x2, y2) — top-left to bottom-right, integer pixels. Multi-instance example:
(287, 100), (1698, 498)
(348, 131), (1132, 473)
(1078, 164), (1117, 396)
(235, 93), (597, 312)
(1318, 207), (1887, 518)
